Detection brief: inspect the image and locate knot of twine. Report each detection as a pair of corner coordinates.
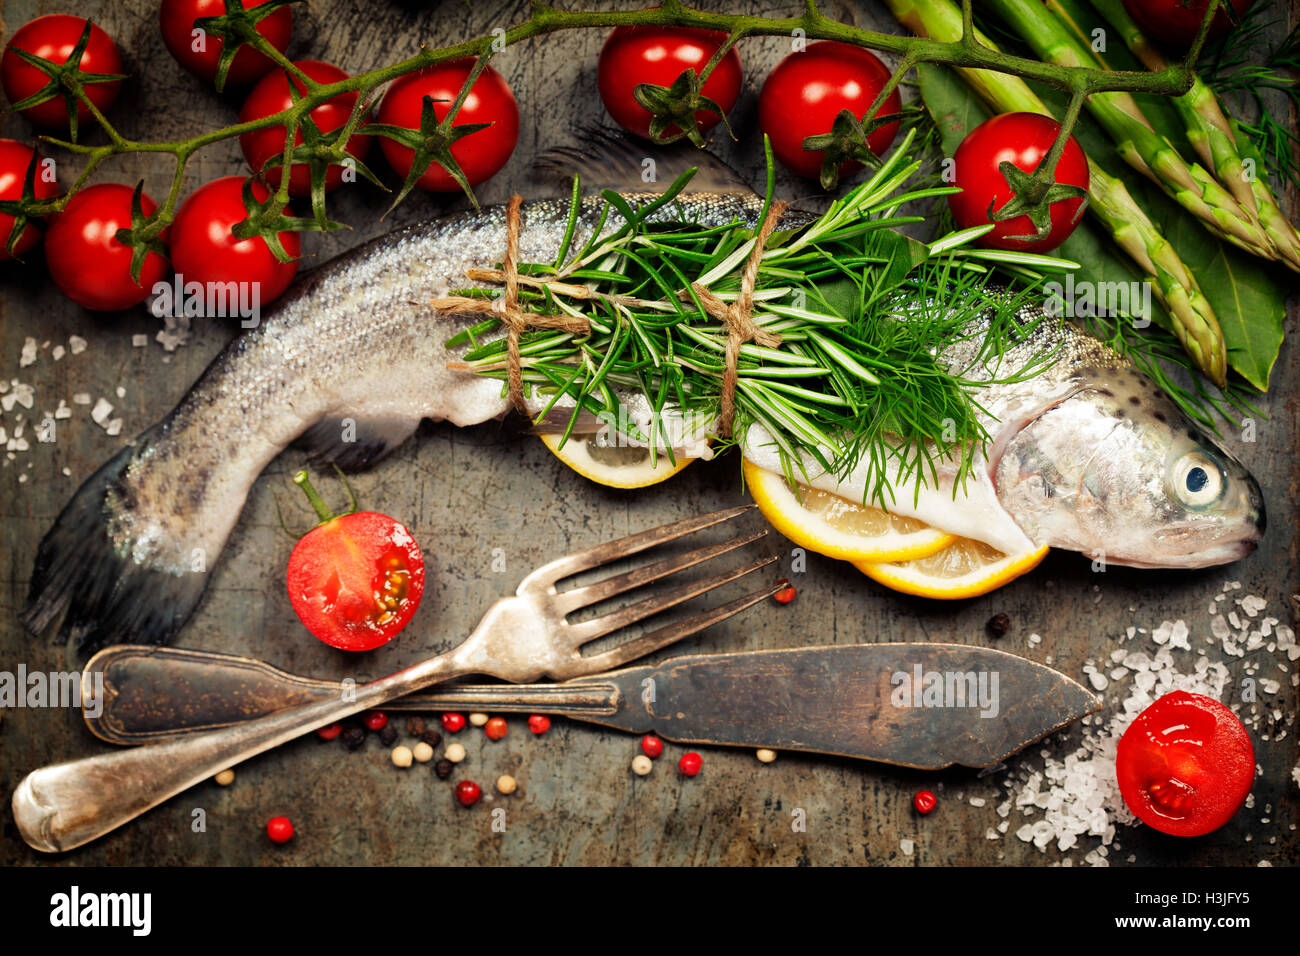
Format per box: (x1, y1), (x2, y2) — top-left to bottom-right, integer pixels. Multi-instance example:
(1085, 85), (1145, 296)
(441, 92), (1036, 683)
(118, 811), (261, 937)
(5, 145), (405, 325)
(433, 195), (787, 437)
(431, 194), (589, 413)
(693, 199), (787, 438)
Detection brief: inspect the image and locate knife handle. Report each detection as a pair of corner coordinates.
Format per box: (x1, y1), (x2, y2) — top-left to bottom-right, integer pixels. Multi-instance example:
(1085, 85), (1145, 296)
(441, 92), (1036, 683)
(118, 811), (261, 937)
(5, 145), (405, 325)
(84, 645), (621, 745)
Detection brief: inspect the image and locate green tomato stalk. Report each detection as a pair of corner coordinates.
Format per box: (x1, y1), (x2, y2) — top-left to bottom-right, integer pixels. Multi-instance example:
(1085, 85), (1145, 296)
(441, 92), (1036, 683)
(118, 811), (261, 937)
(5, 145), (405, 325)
(882, 0), (1227, 386)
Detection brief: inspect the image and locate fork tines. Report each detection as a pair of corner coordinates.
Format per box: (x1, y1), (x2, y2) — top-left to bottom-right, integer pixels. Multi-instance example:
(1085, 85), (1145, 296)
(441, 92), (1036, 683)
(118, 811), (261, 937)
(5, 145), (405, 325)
(520, 505), (780, 671)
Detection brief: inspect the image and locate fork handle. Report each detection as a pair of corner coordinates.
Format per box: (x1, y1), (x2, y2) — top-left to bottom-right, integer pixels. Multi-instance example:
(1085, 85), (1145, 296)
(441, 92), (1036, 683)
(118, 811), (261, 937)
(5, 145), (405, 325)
(12, 650), (470, 853)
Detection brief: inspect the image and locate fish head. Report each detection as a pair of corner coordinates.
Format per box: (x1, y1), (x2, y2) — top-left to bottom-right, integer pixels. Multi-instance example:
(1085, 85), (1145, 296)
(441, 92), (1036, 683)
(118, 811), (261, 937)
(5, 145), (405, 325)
(995, 379), (1264, 569)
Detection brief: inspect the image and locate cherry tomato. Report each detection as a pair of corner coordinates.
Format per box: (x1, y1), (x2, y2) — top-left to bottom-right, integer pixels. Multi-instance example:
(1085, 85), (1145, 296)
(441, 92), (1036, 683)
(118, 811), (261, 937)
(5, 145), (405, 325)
(758, 41), (901, 182)
(266, 815), (294, 843)
(947, 112), (1089, 252)
(0, 139), (59, 260)
(1123, 0), (1253, 49)
(1116, 691), (1255, 837)
(239, 60), (371, 196)
(377, 60), (519, 193)
(597, 26), (743, 142)
(159, 0), (293, 87)
(1, 15), (123, 130)
(45, 183), (168, 311)
(169, 176), (300, 309)
(286, 507), (425, 652)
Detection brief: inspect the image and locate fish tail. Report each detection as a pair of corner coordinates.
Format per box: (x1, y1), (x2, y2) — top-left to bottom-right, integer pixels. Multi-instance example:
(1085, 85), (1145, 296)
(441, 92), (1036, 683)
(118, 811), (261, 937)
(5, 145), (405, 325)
(22, 428), (209, 656)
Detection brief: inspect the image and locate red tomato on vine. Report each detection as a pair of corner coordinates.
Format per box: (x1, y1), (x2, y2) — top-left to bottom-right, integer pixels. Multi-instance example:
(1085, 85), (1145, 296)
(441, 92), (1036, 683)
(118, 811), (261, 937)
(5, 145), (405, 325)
(947, 112), (1089, 252)
(169, 176), (301, 310)
(376, 60), (519, 194)
(597, 26), (743, 144)
(159, 0), (293, 88)
(0, 139), (59, 260)
(44, 183), (169, 312)
(758, 41), (902, 185)
(239, 60), (371, 196)
(1, 15), (123, 130)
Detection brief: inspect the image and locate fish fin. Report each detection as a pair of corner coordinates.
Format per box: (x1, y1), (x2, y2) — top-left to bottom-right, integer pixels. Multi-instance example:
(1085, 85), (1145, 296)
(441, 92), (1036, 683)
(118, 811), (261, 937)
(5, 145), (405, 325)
(532, 125), (755, 196)
(23, 428), (210, 657)
(295, 416), (419, 471)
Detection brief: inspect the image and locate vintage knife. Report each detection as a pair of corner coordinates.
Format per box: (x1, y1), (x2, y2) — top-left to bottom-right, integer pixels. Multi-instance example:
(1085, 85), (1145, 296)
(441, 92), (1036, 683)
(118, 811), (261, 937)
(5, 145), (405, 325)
(84, 643), (1099, 769)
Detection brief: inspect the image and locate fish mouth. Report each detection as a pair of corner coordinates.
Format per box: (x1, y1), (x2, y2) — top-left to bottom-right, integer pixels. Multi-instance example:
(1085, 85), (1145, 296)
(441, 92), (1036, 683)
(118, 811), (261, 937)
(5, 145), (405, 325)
(1110, 537), (1258, 570)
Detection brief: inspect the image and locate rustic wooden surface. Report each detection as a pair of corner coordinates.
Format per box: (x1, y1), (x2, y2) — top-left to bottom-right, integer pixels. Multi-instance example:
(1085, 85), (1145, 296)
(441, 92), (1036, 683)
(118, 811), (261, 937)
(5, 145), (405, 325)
(0, 0), (1295, 866)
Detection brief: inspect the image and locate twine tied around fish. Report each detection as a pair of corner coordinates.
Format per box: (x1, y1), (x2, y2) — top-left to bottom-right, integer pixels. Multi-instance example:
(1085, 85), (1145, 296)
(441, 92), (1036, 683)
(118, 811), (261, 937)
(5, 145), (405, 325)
(434, 194), (787, 439)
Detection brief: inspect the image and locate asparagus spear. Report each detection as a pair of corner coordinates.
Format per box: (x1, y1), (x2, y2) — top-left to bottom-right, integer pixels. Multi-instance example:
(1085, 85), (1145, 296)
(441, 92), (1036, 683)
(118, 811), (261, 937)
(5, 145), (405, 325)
(984, 0), (1281, 265)
(883, 0), (1227, 385)
(1079, 0), (1300, 271)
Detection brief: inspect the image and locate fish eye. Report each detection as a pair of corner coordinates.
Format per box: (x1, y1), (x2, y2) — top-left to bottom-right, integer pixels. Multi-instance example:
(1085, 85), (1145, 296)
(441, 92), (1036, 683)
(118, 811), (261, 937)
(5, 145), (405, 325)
(1171, 452), (1224, 509)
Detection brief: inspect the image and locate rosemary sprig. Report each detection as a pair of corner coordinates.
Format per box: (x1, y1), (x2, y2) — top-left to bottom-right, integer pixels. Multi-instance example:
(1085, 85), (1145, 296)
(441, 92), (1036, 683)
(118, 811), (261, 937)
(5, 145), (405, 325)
(449, 133), (1076, 508)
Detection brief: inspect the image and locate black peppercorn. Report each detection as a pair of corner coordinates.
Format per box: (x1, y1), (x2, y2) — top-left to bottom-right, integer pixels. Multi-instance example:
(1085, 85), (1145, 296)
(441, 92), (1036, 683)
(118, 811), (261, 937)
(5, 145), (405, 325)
(986, 613), (1011, 638)
(406, 716), (427, 737)
(421, 729), (443, 749)
(342, 726), (367, 751)
(378, 724), (399, 747)
(434, 758), (454, 779)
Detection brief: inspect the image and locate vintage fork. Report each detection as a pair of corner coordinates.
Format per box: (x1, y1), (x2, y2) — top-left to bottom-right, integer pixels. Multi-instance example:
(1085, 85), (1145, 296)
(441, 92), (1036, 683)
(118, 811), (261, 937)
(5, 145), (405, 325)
(13, 505), (778, 852)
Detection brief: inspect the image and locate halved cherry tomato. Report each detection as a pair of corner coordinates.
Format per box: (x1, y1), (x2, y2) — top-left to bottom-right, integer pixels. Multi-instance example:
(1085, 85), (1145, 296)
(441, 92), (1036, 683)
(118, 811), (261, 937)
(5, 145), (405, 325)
(1116, 691), (1254, 837)
(239, 60), (371, 196)
(1, 15), (123, 130)
(285, 472), (425, 651)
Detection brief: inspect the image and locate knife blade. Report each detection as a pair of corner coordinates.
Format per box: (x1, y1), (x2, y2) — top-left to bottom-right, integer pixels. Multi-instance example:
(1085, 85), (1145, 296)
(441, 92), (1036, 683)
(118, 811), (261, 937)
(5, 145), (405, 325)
(84, 643), (1099, 769)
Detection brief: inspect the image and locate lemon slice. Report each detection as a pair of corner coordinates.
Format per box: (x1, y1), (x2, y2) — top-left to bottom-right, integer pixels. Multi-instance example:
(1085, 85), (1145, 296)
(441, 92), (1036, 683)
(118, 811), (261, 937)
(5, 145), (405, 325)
(854, 537), (1050, 600)
(742, 458), (956, 562)
(540, 433), (696, 488)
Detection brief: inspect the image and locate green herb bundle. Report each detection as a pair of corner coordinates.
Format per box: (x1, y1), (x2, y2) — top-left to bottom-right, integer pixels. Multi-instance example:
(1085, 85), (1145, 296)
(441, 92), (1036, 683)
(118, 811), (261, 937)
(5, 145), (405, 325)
(447, 133), (1071, 508)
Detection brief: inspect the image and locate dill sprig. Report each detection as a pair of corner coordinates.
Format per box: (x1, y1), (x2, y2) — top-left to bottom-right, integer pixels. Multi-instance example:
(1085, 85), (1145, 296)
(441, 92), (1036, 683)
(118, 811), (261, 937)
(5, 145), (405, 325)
(448, 132), (1076, 508)
(1199, 3), (1300, 192)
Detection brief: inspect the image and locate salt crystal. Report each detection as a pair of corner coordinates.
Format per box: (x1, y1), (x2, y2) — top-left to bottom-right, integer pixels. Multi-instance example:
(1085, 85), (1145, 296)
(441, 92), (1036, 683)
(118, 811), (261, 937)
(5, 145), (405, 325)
(68, 335), (87, 354)
(969, 797), (986, 808)
(1241, 595), (1267, 617)
(61, 467), (71, 477)
(105, 418), (123, 437)
(899, 839), (914, 857)
(51, 345), (65, 361)
(1168, 620), (1190, 650)
(115, 386), (125, 398)
(54, 400), (71, 420)
(72, 393), (91, 405)
(17, 473), (26, 483)
(1088, 672), (1108, 691)
(19, 337), (38, 367)
(90, 399), (114, 425)
(132, 334), (148, 348)
(1029, 633), (1042, 646)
